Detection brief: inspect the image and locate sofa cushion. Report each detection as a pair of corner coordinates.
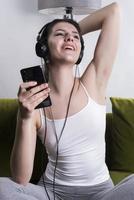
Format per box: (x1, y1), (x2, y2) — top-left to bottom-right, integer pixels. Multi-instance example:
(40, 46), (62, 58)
(109, 170), (132, 185)
(109, 97), (134, 172)
(0, 99), (18, 176)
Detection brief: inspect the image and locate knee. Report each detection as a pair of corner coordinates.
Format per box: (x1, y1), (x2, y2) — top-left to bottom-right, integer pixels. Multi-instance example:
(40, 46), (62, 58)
(0, 177), (10, 198)
(0, 177), (10, 188)
(0, 177), (21, 199)
(0, 177), (10, 184)
(0, 177), (20, 191)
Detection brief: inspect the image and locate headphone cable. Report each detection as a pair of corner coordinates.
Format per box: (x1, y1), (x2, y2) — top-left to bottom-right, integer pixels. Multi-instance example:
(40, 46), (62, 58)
(41, 65), (78, 200)
(50, 65), (78, 200)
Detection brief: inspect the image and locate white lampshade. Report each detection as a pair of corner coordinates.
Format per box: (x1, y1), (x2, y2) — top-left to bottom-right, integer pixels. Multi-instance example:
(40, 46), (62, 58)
(38, 0), (101, 15)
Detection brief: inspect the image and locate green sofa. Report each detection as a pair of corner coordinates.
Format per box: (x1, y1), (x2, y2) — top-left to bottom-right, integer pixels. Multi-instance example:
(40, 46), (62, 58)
(0, 98), (134, 185)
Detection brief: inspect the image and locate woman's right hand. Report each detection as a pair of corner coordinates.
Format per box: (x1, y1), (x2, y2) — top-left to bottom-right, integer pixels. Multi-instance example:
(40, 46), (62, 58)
(17, 81), (50, 119)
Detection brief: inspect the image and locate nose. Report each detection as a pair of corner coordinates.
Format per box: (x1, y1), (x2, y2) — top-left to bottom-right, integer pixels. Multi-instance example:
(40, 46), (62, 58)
(64, 33), (74, 42)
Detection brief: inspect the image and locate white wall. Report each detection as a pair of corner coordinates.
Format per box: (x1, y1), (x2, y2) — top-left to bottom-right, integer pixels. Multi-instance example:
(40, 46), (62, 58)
(0, 0), (134, 111)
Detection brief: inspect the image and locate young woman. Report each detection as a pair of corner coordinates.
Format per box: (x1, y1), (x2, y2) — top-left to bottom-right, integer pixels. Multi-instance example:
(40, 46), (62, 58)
(1, 2), (134, 200)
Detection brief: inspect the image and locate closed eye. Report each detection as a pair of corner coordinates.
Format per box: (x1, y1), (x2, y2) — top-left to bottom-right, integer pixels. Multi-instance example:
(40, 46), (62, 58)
(74, 35), (80, 40)
(55, 32), (65, 36)
(54, 30), (80, 40)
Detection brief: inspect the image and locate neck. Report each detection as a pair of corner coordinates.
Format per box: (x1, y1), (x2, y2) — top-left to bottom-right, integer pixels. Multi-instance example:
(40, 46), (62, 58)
(48, 64), (77, 97)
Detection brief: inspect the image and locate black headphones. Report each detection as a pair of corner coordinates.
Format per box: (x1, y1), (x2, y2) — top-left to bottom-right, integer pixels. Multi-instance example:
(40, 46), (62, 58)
(35, 19), (84, 65)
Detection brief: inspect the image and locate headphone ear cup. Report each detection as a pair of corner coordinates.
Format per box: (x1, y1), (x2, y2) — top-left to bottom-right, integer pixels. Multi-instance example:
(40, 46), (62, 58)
(35, 42), (47, 58)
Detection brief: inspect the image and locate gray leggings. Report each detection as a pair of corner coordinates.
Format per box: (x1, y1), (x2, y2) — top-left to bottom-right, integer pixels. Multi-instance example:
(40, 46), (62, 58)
(0, 175), (134, 200)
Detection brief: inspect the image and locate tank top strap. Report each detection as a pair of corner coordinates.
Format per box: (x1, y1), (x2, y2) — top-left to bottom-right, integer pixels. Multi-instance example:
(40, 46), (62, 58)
(80, 81), (90, 101)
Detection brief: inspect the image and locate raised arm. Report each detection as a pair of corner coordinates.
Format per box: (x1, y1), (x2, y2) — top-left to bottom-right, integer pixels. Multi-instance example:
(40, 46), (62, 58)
(79, 2), (121, 102)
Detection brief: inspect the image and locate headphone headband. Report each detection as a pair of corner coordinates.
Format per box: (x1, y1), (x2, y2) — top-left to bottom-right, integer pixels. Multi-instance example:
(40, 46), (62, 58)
(35, 19), (84, 64)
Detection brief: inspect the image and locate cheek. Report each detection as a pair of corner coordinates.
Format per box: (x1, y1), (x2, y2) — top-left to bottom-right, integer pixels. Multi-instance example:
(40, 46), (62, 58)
(48, 42), (57, 57)
(48, 39), (62, 54)
(77, 44), (82, 56)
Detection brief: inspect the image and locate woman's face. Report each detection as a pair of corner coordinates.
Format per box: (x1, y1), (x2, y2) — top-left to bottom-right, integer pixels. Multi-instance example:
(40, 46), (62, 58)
(47, 22), (81, 65)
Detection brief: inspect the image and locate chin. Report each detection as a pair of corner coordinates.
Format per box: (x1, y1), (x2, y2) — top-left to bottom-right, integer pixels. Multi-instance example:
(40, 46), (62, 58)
(63, 56), (78, 65)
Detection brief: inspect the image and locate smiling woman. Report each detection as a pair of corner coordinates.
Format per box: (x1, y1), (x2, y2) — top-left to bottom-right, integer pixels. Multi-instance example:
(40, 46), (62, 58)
(47, 22), (82, 65)
(36, 18), (84, 66)
(1, 2), (134, 200)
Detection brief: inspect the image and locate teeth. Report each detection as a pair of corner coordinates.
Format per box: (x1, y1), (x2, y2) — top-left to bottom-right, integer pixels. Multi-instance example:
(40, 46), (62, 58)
(65, 46), (74, 50)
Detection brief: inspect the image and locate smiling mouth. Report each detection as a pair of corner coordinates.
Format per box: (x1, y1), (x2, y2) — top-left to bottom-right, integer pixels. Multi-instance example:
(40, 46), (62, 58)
(63, 44), (75, 51)
(64, 47), (75, 51)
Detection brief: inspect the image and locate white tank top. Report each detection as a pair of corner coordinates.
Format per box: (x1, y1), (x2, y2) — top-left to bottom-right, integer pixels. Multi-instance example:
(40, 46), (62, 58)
(38, 82), (110, 186)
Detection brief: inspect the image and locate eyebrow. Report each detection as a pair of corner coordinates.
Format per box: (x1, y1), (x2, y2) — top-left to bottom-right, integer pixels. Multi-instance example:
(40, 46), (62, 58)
(55, 29), (79, 35)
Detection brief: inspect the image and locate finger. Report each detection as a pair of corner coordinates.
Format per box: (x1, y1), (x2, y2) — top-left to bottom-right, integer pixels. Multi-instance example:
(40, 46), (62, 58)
(18, 83), (50, 109)
(28, 88), (50, 104)
(21, 81), (37, 89)
(18, 81), (37, 96)
(24, 92), (49, 111)
(32, 95), (48, 109)
(28, 83), (49, 97)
